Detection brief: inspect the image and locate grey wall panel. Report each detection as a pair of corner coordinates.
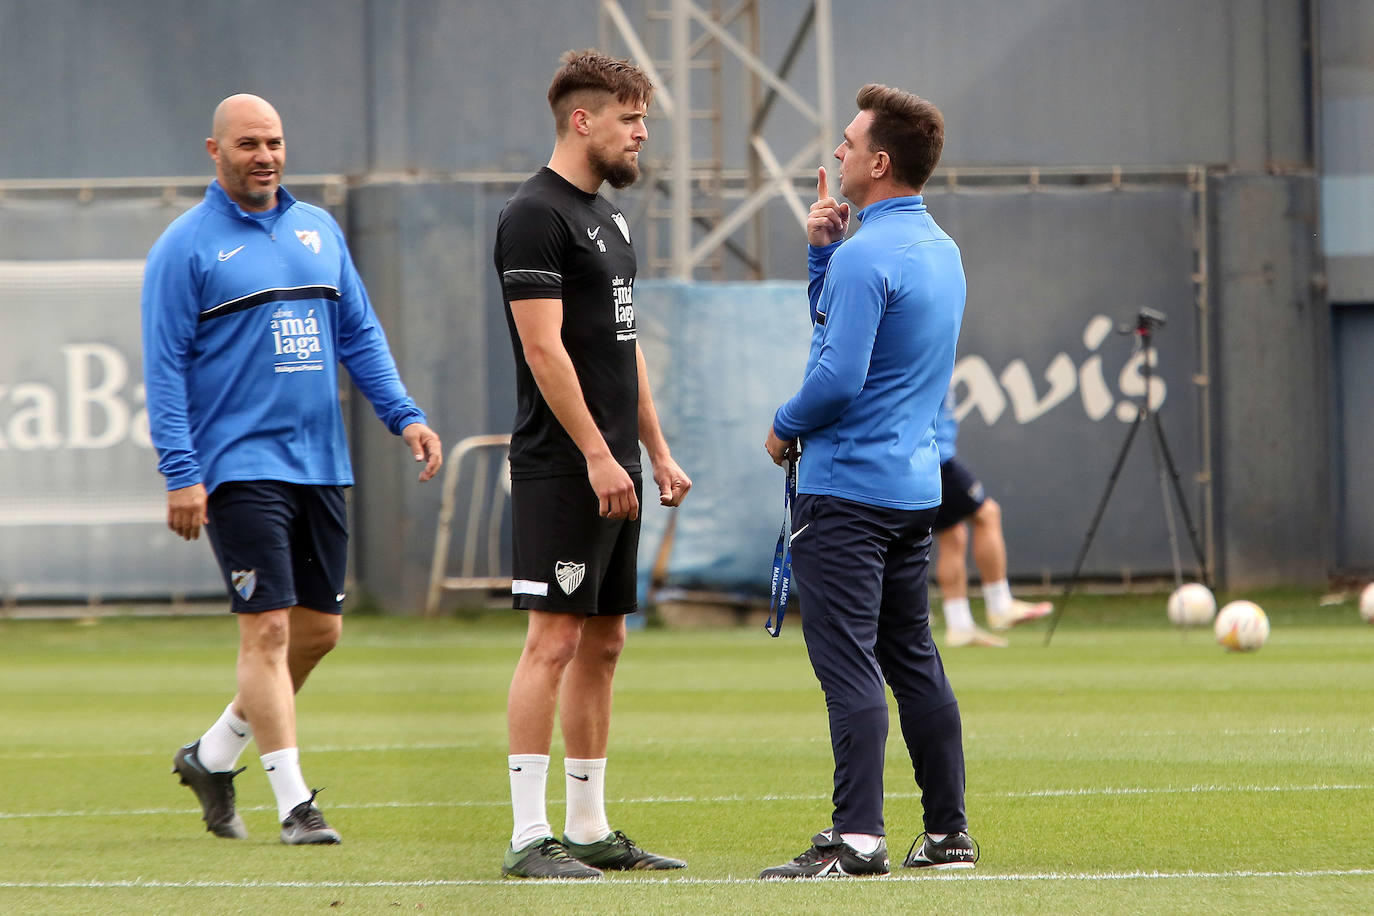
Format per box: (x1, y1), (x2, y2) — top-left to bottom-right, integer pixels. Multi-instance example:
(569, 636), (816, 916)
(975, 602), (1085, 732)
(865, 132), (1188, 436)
(0, 194), (200, 260)
(820, 0), (1237, 167)
(1211, 173), (1329, 586)
(1320, 0), (1374, 301)
(732, 0), (1303, 172)
(0, 183), (343, 261)
(1319, 0), (1374, 177)
(477, 184), (521, 434)
(346, 181), (492, 613)
(930, 185), (1206, 581)
(1258, 0), (1316, 170)
(403, 1), (602, 173)
(0, 0), (1311, 178)
(0, 0), (370, 178)
(1315, 0), (1372, 573)
(1332, 304), (1374, 572)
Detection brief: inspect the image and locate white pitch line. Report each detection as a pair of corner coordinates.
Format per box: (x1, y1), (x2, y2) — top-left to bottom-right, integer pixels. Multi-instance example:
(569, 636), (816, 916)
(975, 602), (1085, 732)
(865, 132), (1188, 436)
(1, 869), (1372, 889)
(1, 782), (1370, 821)
(1008, 782), (1374, 799)
(1, 725), (1369, 762)
(966, 727), (1374, 742)
(0, 741), (492, 761)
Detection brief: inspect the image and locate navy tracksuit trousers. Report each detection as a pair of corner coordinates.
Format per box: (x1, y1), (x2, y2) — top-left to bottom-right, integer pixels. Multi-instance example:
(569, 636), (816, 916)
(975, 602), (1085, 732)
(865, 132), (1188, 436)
(790, 492), (968, 837)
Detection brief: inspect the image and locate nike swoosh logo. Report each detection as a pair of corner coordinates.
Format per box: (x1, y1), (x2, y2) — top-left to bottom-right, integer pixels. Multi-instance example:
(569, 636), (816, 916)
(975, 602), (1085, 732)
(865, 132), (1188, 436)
(228, 725), (246, 738)
(587, 227), (601, 240)
(335, 593), (346, 603)
(218, 245), (245, 261)
(569, 773), (590, 781)
(789, 523), (809, 543)
(509, 766), (522, 773)
(265, 765), (276, 772)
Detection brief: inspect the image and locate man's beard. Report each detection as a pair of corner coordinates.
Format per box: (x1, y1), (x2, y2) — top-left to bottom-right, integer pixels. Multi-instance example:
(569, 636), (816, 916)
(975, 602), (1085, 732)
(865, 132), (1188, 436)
(233, 168), (279, 209)
(590, 146), (639, 190)
(241, 186), (276, 208)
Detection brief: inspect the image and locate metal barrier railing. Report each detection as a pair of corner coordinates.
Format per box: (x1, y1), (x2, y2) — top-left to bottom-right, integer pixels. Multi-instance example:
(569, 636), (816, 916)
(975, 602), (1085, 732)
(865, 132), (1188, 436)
(424, 434), (512, 617)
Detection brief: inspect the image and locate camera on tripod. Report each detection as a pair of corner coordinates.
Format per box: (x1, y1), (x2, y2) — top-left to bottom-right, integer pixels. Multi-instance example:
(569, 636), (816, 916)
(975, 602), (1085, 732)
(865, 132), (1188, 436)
(1134, 307), (1167, 333)
(1046, 299), (1210, 645)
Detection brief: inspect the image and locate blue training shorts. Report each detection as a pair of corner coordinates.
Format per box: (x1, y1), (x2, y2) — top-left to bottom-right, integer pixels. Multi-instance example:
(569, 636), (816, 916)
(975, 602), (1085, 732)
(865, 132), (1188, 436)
(204, 480), (348, 614)
(932, 458), (986, 532)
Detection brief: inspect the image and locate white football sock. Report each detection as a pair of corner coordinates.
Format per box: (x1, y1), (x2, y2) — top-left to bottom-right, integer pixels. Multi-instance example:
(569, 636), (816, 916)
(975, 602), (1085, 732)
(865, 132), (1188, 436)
(196, 702), (252, 773)
(942, 596), (975, 631)
(841, 832), (882, 854)
(983, 579), (1014, 617)
(563, 757), (611, 845)
(927, 832), (949, 844)
(509, 754), (552, 849)
(260, 747), (312, 822)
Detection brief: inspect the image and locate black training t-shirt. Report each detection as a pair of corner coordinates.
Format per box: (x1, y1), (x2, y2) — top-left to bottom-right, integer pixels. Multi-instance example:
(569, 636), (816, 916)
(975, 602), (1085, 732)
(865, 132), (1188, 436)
(495, 167), (640, 480)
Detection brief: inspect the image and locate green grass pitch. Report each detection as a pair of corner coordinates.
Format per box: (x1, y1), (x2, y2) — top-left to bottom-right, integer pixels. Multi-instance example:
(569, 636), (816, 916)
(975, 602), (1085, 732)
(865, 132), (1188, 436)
(0, 589), (1370, 914)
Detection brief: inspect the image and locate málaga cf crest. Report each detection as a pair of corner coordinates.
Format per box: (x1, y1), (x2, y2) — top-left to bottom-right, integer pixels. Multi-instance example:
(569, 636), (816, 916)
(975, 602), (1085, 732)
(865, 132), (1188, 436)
(231, 569), (257, 601)
(295, 229), (322, 254)
(555, 561), (586, 596)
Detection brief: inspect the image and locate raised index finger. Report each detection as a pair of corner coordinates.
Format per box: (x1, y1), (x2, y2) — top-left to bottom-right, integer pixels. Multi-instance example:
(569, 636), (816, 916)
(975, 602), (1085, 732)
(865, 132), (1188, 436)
(817, 165), (829, 202)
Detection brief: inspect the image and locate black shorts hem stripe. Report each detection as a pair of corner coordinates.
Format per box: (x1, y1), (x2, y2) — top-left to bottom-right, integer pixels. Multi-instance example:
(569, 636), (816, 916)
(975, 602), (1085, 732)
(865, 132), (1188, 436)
(513, 592), (638, 615)
(232, 600), (344, 616)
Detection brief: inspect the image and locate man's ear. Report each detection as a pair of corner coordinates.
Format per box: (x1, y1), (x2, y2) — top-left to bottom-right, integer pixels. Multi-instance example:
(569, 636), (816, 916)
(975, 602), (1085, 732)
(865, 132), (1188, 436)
(570, 108), (592, 137)
(872, 149), (890, 180)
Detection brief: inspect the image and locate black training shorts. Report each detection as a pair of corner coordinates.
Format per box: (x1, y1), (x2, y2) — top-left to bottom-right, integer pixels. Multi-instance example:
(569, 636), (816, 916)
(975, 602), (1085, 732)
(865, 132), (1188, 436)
(932, 458), (986, 532)
(204, 480), (348, 614)
(510, 473), (641, 616)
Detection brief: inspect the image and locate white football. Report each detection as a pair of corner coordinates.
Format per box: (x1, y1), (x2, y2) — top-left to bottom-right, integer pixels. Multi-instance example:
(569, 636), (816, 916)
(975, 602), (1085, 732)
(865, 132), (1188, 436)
(1167, 583), (1216, 626)
(1214, 600), (1269, 652)
(1360, 583), (1374, 625)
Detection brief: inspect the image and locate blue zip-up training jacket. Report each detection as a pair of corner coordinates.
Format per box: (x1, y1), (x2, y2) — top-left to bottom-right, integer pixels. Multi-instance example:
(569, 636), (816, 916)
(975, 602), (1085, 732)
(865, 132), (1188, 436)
(141, 181), (425, 494)
(773, 195), (966, 510)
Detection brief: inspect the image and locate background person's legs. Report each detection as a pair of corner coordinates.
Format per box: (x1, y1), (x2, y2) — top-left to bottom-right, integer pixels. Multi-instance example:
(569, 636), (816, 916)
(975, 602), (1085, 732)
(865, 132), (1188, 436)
(969, 499), (1053, 630)
(937, 521), (1007, 648)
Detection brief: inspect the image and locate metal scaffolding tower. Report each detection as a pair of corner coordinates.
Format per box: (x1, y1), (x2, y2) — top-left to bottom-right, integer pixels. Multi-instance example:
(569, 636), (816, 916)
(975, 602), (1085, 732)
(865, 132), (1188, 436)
(598, 0), (835, 279)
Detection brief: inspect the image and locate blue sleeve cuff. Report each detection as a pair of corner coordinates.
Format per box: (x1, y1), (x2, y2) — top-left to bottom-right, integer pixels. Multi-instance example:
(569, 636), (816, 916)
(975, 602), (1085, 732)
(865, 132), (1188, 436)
(772, 406), (801, 442)
(387, 407), (427, 437)
(808, 241), (842, 274)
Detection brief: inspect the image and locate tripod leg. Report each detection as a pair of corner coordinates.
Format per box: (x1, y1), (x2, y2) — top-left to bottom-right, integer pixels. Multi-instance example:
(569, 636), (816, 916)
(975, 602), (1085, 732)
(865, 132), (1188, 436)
(1149, 411), (1210, 588)
(1044, 412), (1144, 645)
(1145, 411), (1186, 588)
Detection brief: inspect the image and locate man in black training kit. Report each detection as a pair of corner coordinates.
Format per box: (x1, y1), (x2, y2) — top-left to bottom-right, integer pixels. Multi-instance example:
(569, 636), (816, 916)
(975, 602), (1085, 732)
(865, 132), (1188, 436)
(494, 49), (692, 880)
(760, 84), (978, 878)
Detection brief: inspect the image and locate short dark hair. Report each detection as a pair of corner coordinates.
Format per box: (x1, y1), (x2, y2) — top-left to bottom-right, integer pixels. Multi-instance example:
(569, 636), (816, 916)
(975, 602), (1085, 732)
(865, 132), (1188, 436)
(855, 83), (945, 191)
(548, 49), (654, 135)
